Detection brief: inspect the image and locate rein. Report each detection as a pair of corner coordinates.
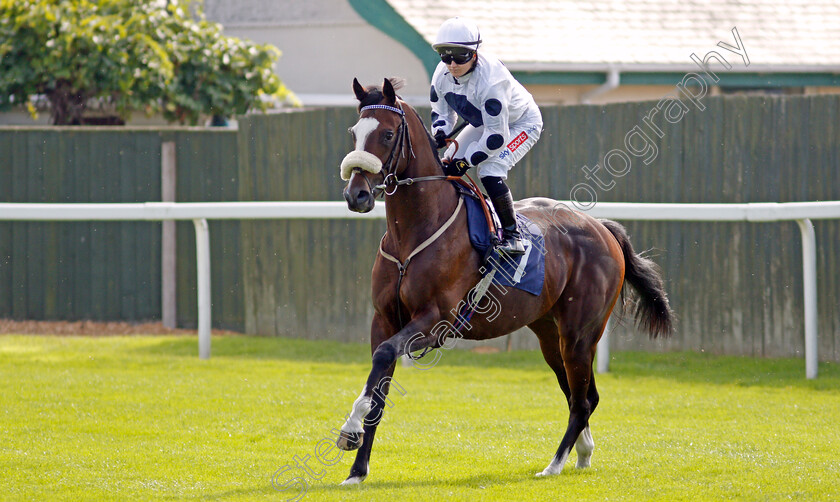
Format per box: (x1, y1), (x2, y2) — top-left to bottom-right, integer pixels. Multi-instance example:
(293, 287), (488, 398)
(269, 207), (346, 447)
(377, 173), (457, 195)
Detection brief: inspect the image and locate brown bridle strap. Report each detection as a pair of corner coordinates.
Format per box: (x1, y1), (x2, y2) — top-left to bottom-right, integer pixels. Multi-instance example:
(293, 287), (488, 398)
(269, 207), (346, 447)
(359, 103), (412, 188)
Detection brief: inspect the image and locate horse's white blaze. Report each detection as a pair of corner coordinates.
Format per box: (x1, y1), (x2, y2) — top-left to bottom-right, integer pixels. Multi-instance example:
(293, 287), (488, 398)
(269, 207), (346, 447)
(340, 117), (383, 180)
(341, 387), (372, 433)
(574, 425), (594, 468)
(352, 117), (379, 151)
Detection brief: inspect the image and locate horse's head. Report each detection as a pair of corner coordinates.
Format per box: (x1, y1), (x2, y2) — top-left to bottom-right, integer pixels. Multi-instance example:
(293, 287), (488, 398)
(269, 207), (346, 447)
(341, 77), (408, 213)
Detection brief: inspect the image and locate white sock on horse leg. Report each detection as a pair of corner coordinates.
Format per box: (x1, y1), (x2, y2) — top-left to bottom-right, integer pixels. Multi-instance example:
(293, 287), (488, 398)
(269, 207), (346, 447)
(575, 425), (594, 468)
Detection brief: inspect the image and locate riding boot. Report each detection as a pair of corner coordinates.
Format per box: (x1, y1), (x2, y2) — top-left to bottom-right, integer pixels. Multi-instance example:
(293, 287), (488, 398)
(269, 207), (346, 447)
(490, 191), (526, 256)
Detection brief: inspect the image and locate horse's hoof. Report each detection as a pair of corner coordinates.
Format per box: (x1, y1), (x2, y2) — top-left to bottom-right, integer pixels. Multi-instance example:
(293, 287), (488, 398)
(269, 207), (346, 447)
(535, 464), (564, 477)
(575, 458), (591, 469)
(340, 475), (366, 486)
(336, 431), (364, 451)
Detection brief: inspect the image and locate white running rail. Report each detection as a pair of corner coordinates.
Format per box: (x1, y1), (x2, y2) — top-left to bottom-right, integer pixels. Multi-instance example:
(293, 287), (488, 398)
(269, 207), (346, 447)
(1, 200), (838, 378)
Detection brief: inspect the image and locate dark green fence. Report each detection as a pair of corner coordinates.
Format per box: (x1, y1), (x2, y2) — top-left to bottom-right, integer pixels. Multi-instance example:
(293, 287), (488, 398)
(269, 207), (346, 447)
(1, 95), (838, 361)
(234, 96), (839, 360)
(0, 127), (242, 329)
(502, 96), (840, 361)
(237, 109), (385, 341)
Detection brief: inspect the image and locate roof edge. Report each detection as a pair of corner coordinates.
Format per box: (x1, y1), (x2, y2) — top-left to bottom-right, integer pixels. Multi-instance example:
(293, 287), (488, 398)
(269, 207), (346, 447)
(507, 62), (840, 74)
(512, 66), (840, 87)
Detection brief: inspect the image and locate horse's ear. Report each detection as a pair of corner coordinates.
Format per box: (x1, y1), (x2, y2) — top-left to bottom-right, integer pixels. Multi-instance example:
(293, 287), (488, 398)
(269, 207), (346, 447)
(352, 78), (366, 102)
(382, 78), (396, 104)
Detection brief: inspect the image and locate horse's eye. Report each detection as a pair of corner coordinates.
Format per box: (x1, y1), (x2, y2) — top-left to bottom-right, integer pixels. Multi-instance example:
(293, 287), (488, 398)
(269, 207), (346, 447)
(384, 131), (395, 141)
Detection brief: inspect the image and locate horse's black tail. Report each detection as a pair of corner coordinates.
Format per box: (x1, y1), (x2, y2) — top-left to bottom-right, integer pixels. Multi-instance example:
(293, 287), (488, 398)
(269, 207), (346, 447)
(601, 219), (674, 338)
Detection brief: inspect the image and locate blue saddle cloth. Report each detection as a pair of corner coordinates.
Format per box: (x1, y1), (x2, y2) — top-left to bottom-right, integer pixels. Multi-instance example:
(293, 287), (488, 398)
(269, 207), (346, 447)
(461, 191), (546, 296)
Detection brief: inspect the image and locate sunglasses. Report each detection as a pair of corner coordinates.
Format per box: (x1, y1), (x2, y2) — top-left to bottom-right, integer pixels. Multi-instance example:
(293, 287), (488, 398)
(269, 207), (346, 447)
(439, 50), (475, 65)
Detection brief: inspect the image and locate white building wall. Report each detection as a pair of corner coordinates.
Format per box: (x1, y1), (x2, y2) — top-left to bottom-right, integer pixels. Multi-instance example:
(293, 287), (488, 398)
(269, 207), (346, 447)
(204, 0), (431, 106)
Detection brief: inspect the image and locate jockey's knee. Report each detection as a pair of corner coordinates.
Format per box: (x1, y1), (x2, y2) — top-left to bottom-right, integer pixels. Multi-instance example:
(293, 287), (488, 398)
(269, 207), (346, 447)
(480, 175), (510, 198)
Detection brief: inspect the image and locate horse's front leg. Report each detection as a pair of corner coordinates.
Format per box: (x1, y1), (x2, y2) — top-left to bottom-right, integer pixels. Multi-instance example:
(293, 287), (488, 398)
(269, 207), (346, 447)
(340, 359), (396, 485)
(338, 313), (394, 485)
(336, 309), (441, 484)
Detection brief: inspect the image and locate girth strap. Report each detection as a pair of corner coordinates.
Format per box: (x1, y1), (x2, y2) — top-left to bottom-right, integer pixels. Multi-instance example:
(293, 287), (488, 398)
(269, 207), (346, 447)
(378, 196), (464, 274)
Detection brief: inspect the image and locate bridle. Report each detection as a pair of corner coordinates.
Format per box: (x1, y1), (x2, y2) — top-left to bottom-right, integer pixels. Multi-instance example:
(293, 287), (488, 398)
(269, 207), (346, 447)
(356, 103), (412, 196)
(355, 103), (451, 196)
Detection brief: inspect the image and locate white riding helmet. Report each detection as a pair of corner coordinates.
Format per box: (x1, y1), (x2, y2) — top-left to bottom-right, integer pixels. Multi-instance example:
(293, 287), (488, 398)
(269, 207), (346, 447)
(432, 17), (482, 52)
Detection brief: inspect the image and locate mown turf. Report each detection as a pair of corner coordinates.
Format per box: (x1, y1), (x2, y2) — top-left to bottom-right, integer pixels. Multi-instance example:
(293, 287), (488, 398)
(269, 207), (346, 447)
(1, 334), (838, 501)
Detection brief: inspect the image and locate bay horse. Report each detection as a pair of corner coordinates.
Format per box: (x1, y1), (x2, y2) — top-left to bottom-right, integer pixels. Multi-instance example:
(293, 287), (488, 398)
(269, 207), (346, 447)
(337, 78), (673, 485)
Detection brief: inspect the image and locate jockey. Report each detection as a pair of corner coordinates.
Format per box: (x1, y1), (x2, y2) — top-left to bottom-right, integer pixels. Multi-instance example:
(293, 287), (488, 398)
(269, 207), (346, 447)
(430, 16), (543, 256)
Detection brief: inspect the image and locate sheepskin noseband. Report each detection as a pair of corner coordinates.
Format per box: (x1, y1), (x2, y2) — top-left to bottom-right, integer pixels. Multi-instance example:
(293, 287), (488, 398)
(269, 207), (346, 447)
(340, 150), (382, 181)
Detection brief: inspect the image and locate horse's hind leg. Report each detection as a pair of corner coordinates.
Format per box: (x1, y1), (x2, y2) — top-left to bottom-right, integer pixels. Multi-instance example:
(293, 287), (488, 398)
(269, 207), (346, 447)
(536, 321), (601, 476)
(530, 318), (572, 405)
(574, 377), (598, 468)
(530, 318), (597, 472)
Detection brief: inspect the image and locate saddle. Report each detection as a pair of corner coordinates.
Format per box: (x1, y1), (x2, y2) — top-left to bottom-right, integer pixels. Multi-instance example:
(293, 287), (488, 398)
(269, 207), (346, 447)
(453, 177), (547, 297)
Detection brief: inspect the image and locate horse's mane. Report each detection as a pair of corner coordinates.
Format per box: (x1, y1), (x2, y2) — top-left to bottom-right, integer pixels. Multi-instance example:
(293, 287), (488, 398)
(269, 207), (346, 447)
(407, 105), (445, 168)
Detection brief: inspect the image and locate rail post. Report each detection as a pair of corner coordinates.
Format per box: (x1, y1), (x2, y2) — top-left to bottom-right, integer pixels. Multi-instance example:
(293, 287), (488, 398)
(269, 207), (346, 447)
(597, 315), (612, 373)
(796, 219), (818, 379)
(193, 218), (212, 360)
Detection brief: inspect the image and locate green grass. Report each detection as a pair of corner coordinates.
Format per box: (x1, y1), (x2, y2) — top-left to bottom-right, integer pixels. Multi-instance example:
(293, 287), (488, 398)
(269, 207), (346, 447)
(1, 334), (839, 501)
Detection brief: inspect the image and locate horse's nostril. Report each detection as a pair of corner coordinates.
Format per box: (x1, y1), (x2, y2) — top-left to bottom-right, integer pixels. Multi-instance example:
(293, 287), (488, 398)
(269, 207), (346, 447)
(357, 191), (370, 203)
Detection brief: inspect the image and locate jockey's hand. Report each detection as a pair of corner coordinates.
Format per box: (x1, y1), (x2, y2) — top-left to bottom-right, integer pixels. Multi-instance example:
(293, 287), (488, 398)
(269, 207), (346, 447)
(442, 157), (470, 177)
(433, 130), (447, 149)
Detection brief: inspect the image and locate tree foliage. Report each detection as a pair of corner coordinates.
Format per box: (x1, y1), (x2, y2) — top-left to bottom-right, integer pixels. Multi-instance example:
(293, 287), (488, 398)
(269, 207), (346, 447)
(0, 0), (294, 125)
